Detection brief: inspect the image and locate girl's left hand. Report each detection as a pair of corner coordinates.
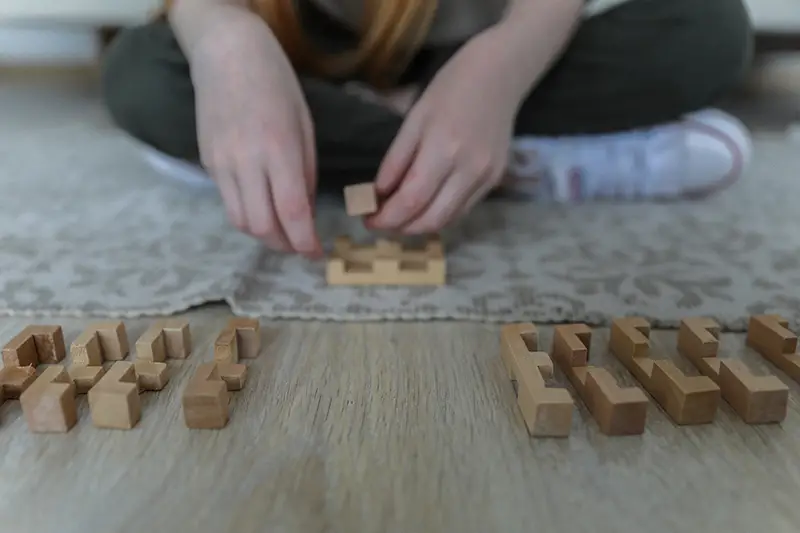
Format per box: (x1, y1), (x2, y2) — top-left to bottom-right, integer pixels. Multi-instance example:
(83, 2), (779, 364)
(365, 29), (522, 234)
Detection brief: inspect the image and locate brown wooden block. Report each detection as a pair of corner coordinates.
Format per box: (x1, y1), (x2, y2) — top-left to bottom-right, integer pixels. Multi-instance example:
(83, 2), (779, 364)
(134, 361), (169, 391)
(26, 325), (66, 364)
(552, 324), (648, 436)
(0, 365), (37, 399)
(88, 361), (141, 429)
(344, 182), (378, 216)
(214, 325), (239, 364)
(500, 323), (572, 437)
(3, 330), (38, 367)
(746, 315), (800, 383)
(609, 317), (720, 425)
(217, 363), (247, 391)
(90, 321), (129, 361)
(677, 317), (788, 424)
(161, 318), (192, 359)
(327, 236), (445, 286)
(19, 366), (77, 433)
(70, 330), (103, 366)
(135, 324), (166, 363)
(226, 318), (261, 359)
(183, 363), (230, 429)
(68, 365), (106, 394)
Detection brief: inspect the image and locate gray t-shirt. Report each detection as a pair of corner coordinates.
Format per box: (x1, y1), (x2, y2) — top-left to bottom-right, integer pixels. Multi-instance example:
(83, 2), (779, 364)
(311, 0), (636, 45)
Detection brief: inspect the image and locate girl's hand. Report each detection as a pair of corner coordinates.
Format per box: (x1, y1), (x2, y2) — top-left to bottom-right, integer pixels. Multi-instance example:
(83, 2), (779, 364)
(191, 17), (321, 257)
(365, 29), (523, 235)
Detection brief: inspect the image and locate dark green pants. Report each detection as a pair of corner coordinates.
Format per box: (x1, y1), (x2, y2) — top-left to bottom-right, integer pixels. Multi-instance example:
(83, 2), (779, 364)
(101, 0), (753, 186)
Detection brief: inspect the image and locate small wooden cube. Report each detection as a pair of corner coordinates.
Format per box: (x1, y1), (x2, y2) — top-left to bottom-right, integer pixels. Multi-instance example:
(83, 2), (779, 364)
(214, 326), (239, 364)
(344, 183), (378, 216)
(0, 365), (37, 399)
(91, 321), (129, 361)
(88, 362), (141, 429)
(19, 366), (78, 433)
(2, 331), (38, 367)
(135, 324), (166, 363)
(68, 365), (107, 394)
(228, 318), (261, 359)
(28, 326), (66, 364)
(218, 363), (247, 391)
(134, 361), (169, 391)
(183, 364), (230, 429)
(161, 319), (191, 359)
(70, 330), (103, 366)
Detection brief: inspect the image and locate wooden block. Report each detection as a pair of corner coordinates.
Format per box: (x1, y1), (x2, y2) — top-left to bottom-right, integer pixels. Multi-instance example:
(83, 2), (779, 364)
(135, 324), (166, 363)
(609, 317), (720, 425)
(500, 323), (538, 380)
(226, 318), (261, 359)
(218, 363), (247, 391)
(72, 321), (129, 363)
(68, 365), (106, 394)
(183, 363), (230, 429)
(3, 329), (39, 367)
(344, 182), (378, 216)
(90, 321), (129, 361)
(134, 361), (169, 391)
(26, 325), (66, 364)
(552, 324), (648, 435)
(214, 325), (239, 364)
(327, 236), (446, 286)
(161, 318), (192, 359)
(19, 366), (77, 433)
(677, 317), (788, 424)
(746, 315), (800, 383)
(88, 361), (141, 429)
(70, 330), (103, 366)
(0, 365), (37, 399)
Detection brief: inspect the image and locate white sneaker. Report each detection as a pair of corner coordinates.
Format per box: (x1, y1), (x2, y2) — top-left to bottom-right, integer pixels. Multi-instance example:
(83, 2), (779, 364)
(136, 141), (216, 190)
(504, 108), (753, 202)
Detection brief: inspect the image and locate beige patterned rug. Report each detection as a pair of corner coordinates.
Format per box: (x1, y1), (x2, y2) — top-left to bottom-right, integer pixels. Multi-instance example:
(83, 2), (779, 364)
(2, 92), (799, 331)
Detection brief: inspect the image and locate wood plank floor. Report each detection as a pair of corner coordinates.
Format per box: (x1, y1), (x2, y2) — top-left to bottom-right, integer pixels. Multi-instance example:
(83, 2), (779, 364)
(0, 305), (798, 533)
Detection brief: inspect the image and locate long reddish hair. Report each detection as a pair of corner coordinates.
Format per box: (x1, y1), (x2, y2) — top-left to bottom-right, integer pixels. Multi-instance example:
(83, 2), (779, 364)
(165, 0), (438, 87)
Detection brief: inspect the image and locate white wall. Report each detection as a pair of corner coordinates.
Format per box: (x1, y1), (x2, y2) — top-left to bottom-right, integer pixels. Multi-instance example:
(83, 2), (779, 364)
(0, 24), (98, 65)
(0, 0), (160, 25)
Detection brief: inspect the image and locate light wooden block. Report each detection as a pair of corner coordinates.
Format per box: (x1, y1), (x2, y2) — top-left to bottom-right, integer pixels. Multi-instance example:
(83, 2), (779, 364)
(327, 236), (445, 286)
(88, 362), (141, 429)
(552, 324), (648, 436)
(134, 361), (169, 391)
(68, 365), (106, 394)
(214, 325), (239, 364)
(678, 317), (788, 424)
(19, 366), (77, 433)
(226, 318), (261, 359)
(183, 363), (230, 429)
(2, 325), (66, 367)
(746, 315), (800, 383)
(218, 363), (247, 391)
(71, 321), (129, 364)
(0, 365), (37, 400)
(500, 323), (573, 437)
(135, 324), (166, 363)
(161, 318), (192, 359)
(609, 317), (720, 425)
(344, 182), (378, 216)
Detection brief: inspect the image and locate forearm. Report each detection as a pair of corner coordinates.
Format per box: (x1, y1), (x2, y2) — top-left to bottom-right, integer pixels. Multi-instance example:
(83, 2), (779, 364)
(167, 0), (270, 62)
(485, 0), (584, 103)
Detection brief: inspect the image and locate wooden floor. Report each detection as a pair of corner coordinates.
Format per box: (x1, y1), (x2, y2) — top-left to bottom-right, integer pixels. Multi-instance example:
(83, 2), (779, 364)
(0, 305), (799, 533)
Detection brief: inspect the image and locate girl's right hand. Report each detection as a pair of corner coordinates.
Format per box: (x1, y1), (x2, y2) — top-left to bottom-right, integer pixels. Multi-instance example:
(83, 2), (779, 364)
(190, 17), (321, 258)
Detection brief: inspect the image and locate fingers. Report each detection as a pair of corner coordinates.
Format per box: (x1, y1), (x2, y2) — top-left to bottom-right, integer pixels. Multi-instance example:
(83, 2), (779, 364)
(399, 172), (481, 235)
(374, 113), (422, 197)
(299, 106), (318, 205)
(266, 138), (322, 258)
(367, 138), (453, 230)
(214, 167), (246, 231)
(239, 159), (291, 252)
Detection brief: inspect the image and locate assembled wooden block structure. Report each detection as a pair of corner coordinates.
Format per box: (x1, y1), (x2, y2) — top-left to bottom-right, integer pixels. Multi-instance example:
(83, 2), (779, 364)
(328, 182), (447, 286)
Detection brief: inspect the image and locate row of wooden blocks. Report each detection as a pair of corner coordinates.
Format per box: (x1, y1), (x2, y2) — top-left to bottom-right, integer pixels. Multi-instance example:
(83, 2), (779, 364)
(502, 315), (800, 437)
(0, 317), (263, 432)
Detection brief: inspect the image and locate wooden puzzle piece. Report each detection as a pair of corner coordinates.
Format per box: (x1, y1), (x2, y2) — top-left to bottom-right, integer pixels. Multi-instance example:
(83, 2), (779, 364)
(500, 323), (573, 437)
(71, 321), (129, 365)
(214, 318), (261, 364)
(2, 325), (66, 366)
(609, 317), (720, 425)
(19, 366), (78, 433)
(552, 324), (648, 435)
(183, 363), (240, 429)
(746, 315), (800, 383)
(344, 182), (378, 216)
(0, 365), (37, 400)
(677, 317), (788, 424)
(87, 362), (141, 429)
(134, 361), (169, 392)
(135, 319), (192, 362)
(68, 366), (106, 394)
(327, 236), (445, 286)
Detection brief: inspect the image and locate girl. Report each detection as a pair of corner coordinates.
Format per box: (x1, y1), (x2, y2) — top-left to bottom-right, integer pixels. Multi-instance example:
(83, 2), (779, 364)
(102, 0), (754, 258)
